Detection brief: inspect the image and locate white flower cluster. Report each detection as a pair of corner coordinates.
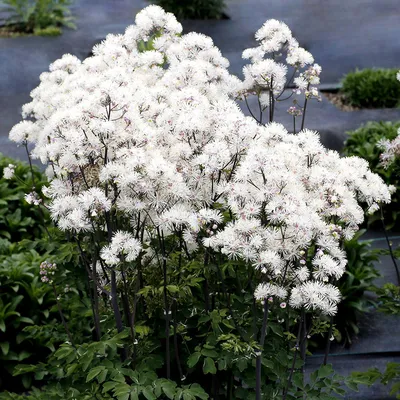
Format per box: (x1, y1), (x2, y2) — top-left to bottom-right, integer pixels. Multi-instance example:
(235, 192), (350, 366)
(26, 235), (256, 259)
(378, 131), (400, 169)
(241, 19), (320, 109)
(9, 6), (391, 316)
(100, 231), (142, 266)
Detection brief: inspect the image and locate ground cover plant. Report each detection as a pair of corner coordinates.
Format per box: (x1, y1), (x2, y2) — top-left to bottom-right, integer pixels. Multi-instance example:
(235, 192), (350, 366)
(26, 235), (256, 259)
(0, 0), (75, 37)
(2, 6), (394, 399)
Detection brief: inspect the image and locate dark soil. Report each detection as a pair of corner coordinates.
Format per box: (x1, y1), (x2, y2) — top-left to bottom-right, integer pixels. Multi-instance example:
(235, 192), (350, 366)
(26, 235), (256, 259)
(323, 92), (361, 112)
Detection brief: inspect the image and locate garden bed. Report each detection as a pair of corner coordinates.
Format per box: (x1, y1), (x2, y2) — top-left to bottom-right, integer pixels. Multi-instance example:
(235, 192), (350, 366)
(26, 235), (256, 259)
(323, 89), (400, 112)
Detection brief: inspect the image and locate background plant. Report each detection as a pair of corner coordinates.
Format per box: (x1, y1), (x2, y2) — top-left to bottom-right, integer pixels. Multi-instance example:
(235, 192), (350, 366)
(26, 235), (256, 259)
(343, 121), (400, 230)
(149, 0), (226, 20)
(341, 68), (400, 108)
(1, 0), (75, 36)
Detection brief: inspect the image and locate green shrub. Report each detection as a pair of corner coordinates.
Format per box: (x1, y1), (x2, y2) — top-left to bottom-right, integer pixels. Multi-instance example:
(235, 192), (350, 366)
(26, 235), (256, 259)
(343, 121), (400, 230)
(150, 0), (226, 20)
(2, 0), (75, 35)
(341, 68), (400, 108)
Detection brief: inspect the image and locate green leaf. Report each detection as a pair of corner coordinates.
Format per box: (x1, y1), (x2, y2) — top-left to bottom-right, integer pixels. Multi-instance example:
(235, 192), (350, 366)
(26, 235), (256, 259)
(236, 358), (248, 372)
(188, 384), (208, 400)
(142, 387), (156, 400)
(22, 374), (32, 389)
(114, 383), (130, 397)
(292, 372), (304, 389)
(18, 317), (34, 324)
(162, 381), (177, 399)
(35, 371), (46, 380)
(103, 381), (117, 393)
(187, 352), (201, 368)
(55, 345), (74, 360)
(81, 352), (94, 372)
(166, 285), (179, 293)
(18, 350), (31, 361)
(201, 348), (218, 358)
(183, 392), (195, 400)
(203, 357), (216, 375)
(129, 387), (139, 400)
(86, 366), (105, 382)
(0, 342), (10, 356)
(318, 364), (333, 379)
(97, 368), (108, 383)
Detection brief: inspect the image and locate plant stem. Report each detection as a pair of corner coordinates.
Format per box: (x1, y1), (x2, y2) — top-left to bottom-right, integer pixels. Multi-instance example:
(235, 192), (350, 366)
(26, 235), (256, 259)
(158, 228), (171, 379)
(323, 315), (333, 366)
(300, 85), (309, 130)
(173, 300), (183, 380)
(52, 284), (75, 347)
(256, 301), (269, 400)
(269, 78), (274, 123)
(283, 311), (303, 400)
(110, 269), (127, 361)
(91, 253), (102, 341)
(380, 205), (400, 285)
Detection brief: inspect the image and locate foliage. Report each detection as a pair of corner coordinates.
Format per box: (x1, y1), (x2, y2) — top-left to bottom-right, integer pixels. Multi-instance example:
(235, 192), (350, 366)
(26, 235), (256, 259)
(343, 121), (400, 229)
(149, 0), (226, 20)
(374, 283), (400, 315)
(334, 230), (380, 346)
(341, 68), (400, 108)
(348, 362), (400, 399)
(1, 0), (75, 35)
(0, 155), (91, 391)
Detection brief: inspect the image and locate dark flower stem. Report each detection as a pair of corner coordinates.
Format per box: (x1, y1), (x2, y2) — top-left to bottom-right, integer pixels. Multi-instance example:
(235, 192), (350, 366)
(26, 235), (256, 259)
(300, 84), (310, 130)
(323, 315), (333, 366)
(173, 300), (183, 380)
(52, 284), (75, 347)
(256, 301), (269, 400)
(158, 228), (171, 379)
(380, 205), (400, 285)
(283, 310), (304, 400)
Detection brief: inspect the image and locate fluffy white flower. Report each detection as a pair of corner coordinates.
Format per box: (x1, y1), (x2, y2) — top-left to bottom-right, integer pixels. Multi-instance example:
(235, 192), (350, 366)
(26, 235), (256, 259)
(254, 282), (287, 300)
(3, 164), (15, 179)
(286, 47), (314, 67)
(255, 20), (292, 53)
(101, 231), (142, 265)
(290, 281), (341, 315)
